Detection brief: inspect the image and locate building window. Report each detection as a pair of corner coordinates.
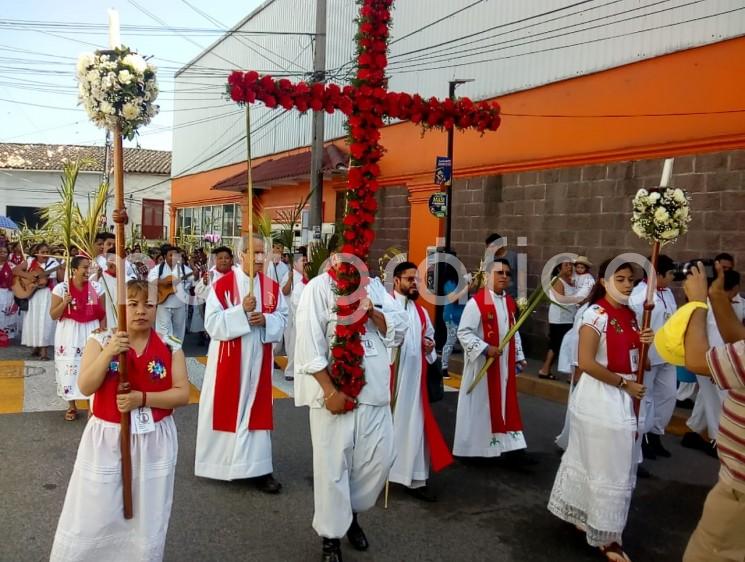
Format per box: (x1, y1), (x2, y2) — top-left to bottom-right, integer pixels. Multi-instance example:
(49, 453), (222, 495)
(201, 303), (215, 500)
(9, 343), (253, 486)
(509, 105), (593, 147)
(176, 203), (242, 242)
(141, 199), (165, 240)
(6, 205), (43, 229)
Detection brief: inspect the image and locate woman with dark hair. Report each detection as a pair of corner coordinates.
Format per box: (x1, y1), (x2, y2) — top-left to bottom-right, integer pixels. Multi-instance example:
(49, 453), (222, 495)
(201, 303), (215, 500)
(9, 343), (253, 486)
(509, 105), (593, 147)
(18, 243), (59, 360)
(539, 260), (577, 379)
(50, 255), (105, 421)
(50, 280), (190, 561)
(548, 259), (654, 562)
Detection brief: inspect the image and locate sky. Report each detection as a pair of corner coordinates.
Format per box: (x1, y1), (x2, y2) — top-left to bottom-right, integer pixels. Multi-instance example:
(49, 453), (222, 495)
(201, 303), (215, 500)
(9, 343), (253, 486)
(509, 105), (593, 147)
(0, 0), (265, 152)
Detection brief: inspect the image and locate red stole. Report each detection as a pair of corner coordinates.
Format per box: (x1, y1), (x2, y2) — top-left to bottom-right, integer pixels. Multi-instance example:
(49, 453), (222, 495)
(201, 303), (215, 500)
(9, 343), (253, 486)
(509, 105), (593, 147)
(413, 302), (454, 472)
(473, 288), (523, 434)
(597, 298), (640, 374)
(212, 270), (278, 432)
(61, 281), (105, 323)
(93, 330), (173, 423)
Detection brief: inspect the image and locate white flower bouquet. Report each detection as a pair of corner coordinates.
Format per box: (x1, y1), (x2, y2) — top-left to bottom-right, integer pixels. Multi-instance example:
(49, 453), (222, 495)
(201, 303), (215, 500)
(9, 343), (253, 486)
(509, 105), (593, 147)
(76, 46), (159, 140)
(631, 186), (691, 244)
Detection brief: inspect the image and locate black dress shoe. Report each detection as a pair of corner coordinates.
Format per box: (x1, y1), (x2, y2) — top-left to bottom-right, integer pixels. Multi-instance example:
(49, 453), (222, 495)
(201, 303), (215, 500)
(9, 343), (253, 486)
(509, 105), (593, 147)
(346, 514), (369, 551)
(322, 538), (342, 562)
(406, 485), (438, 502)
(705, 440), (719, 459)
(641, 434), (657, 461)
(637, 465), (652, 479)
(649, 433), (671, 458)
(681, 431), (708, 450)
(255, 473), (282, 494)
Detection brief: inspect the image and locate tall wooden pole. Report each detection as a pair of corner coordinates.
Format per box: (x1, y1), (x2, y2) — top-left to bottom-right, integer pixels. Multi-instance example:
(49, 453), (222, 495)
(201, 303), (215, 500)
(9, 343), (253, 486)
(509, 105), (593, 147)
(113, 123), (133, 519)
(246, 106), (255, 296)
(634, 158), (674, 421)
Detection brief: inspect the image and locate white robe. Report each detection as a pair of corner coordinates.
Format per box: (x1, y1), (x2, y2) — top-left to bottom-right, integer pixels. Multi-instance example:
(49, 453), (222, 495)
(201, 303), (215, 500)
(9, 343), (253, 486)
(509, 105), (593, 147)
(282, 269), (305, 379)
(100, 271), (118, 330)
(195, 270), (288, 480)
(453, 290), (526, 457)
(21, 257), (58, 348)
(388, 292), (437, 488)
(294, 272), (406, 538)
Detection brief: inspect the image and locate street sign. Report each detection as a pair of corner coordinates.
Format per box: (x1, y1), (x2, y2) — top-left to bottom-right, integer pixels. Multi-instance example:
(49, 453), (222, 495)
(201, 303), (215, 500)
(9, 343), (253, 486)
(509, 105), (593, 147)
(428, 192), (448, 218)
(434, 156), (452, 186)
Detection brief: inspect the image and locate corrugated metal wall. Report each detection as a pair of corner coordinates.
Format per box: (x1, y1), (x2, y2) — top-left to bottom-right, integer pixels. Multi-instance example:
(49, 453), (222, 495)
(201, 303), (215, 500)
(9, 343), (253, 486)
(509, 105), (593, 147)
(172, 0), (745, 177)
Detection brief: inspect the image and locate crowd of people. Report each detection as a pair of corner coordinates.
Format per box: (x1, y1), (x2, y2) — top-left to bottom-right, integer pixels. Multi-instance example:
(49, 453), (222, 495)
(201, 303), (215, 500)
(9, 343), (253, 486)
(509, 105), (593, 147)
(1, 230), (743, 562)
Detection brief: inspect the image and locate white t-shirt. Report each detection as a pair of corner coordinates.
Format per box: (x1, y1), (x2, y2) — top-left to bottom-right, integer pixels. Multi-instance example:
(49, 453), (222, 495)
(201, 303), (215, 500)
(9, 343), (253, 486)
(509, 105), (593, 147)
(549, 279), (578, 324)
(148, 262), (193, 309)
(573, 272), (595, 301)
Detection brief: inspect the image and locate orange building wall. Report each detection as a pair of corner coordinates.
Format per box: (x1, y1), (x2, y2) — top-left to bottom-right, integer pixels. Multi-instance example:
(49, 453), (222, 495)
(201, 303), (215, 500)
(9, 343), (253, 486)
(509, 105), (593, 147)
(171, 37), (745, 252)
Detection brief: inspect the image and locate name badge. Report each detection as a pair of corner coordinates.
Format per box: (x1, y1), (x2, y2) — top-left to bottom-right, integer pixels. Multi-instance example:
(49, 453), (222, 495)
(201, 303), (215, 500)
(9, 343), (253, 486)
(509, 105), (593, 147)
(131, 407), (156, 434)
(363, 337), (379, 357)
(629, 349), (640, 373)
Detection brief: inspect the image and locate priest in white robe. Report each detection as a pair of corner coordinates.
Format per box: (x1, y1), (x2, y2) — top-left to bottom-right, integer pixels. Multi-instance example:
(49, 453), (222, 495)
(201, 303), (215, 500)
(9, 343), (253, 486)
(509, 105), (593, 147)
(389, 261), (453, 501)
(294, 252), (406, 561)
(195, 237), (287, 493)
(280, 248), (307, 381)
(454, 258), (528, 458)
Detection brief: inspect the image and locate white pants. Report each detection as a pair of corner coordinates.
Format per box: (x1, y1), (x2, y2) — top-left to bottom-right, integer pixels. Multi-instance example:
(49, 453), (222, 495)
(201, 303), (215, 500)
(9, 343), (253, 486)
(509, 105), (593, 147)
(686, 375), (727, 440)
(155, 305), (186, 342)
(677, 381), (698, 402)
(309, 404), (394, 539)
(642, 363), (677, 435)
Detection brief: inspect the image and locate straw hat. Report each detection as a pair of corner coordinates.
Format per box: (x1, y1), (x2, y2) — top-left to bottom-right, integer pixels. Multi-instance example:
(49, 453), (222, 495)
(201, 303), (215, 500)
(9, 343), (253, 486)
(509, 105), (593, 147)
(574, 256), (593, 267)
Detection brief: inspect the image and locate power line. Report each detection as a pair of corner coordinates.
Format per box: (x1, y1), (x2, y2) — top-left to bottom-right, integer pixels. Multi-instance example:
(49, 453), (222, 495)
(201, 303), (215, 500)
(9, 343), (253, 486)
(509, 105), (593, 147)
(389, 0), (489, 45)
(387, 0), (702, 71)
(389, 5), (745, 75)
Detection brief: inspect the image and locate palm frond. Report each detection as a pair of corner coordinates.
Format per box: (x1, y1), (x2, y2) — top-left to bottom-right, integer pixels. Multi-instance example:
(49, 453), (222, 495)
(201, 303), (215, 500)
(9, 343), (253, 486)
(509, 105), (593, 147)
(253, 211), (273, 239)
(72, 180), (108, 259)
(273, 190), (313, 252)
(305, 240), (330, 280)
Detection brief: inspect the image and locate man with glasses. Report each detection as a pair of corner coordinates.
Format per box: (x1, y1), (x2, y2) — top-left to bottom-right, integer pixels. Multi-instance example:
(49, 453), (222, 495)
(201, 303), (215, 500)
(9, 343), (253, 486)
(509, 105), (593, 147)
(453, 258), (528, 459)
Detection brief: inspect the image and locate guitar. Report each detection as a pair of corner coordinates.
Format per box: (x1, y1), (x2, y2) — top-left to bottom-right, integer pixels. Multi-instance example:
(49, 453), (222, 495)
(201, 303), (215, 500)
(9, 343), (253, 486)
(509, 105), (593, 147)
(12, 264), (60, 299)
(157, 271), (194, 304)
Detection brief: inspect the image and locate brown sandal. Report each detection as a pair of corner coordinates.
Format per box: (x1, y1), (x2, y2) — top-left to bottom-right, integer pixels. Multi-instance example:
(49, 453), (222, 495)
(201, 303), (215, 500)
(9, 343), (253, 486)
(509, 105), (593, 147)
(599, 543), (631, 562)
(64, 408), (78, 422)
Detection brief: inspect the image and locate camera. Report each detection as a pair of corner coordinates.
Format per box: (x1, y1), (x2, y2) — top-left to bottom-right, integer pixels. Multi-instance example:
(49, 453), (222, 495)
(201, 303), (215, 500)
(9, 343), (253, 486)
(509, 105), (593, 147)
(673, 259), (714, 282)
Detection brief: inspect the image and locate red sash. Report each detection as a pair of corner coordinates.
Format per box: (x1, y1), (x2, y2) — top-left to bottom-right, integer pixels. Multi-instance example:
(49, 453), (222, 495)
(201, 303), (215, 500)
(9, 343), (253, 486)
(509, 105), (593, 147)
(413, 303), (454, 472)
(597, 298), (640, 374)
(473, 289), (523, 434)
(61, 281), (105, 323)
(212, 270), (278, 432)
(93, 329), (173, 423)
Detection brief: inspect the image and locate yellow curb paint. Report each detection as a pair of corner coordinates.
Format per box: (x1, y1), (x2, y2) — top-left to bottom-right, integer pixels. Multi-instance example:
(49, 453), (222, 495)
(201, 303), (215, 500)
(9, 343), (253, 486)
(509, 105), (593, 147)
(274, 356), (288, 370)
(195, 356), (207, 366)
(0, 361), (24, 414)
(272, 386), (289, 399)
(188, 383), (201, 404)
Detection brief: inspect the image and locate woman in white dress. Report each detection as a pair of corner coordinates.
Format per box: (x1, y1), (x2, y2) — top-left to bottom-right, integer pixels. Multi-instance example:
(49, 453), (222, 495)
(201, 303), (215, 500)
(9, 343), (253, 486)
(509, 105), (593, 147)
(50, 255), (105, 421)
(0, 246), (19, 339)
(18, 243), (60, 360)
(539, 261), (578, 379)
(548, 260), (654, 562)
(50, 280), (190, 562)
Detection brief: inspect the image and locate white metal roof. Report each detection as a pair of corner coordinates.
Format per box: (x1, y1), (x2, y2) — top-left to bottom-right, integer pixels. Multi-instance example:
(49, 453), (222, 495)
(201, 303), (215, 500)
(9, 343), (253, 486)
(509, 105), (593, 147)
(172, 0), (745, 177)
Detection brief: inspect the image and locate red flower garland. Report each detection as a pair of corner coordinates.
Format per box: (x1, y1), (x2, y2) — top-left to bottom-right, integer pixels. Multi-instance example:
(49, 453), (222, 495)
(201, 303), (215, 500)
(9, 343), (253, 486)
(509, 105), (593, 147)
(227, 0), (501, 408)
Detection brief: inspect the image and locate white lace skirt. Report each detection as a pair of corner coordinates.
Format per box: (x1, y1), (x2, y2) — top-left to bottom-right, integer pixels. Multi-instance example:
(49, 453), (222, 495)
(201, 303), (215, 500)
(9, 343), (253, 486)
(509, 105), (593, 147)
(54, 318), (100, 400)
(21, 287), (54, 347)
(547, 374), (637, 547)
(0, 287), (18, 336)
(50, 415), (178, 562)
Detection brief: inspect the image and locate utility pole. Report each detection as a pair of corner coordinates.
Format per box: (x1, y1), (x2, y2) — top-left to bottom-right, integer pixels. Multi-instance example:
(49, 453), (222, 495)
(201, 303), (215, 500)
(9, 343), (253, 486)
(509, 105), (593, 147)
(435, 78), (474, 351)
(308, 0), (327, 240)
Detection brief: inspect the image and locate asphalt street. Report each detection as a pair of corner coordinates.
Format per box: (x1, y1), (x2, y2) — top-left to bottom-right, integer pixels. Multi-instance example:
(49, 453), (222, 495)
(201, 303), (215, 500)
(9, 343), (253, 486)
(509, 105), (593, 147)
(0, 391), (718, 562)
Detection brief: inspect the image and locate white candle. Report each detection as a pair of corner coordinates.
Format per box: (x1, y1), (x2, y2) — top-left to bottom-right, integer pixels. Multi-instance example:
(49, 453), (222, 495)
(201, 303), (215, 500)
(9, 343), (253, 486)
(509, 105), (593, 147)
(660, 158), (674, 187)
(108, 9), (121, 49)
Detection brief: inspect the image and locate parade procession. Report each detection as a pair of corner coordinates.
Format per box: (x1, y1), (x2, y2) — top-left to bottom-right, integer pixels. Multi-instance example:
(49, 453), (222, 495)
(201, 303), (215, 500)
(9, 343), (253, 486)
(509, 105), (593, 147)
(2, 1), (745, 561)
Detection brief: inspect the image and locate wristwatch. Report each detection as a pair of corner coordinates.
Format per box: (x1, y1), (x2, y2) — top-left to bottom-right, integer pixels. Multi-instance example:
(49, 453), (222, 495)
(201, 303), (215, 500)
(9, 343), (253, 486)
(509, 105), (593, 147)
(617, 377), (628, 389)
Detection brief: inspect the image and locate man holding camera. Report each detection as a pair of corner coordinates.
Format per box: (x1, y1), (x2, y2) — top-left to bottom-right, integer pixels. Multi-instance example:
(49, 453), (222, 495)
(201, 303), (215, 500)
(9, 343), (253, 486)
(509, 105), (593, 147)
(681, 262), (745, 561)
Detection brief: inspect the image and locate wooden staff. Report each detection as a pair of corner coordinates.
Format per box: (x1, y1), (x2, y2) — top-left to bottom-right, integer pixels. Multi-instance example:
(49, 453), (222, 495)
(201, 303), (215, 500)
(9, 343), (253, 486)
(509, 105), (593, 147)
(113, 123), (133, 519)
(245, 106), (255, 297)
(634, 158), (674, 421)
